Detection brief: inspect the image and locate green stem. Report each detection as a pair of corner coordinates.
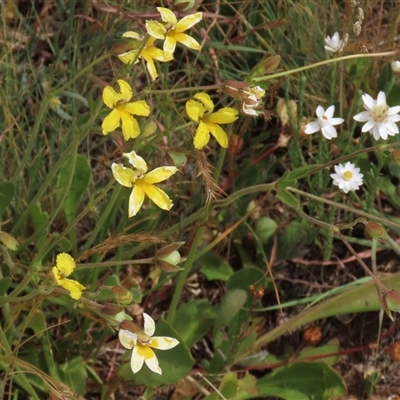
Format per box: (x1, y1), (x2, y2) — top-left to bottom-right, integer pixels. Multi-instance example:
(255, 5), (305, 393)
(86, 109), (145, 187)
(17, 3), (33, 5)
(253, 49), (399, 83)
(167, 226), (205, 324)
(287, 187), (400, 231)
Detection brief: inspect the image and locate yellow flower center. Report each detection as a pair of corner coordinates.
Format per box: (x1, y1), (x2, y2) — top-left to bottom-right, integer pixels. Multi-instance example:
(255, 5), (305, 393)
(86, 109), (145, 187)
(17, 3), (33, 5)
(318, 115), (329, 127)
(343, 171), (353, 181)
(369, 104), (389, 123)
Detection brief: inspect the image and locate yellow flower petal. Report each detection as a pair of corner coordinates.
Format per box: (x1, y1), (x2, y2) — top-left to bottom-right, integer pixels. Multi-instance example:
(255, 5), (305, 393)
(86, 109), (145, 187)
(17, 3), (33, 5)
(129, 185), (145, 217)
(122, 31), (142, 40)
(139, 182), (173, 211)
(207, 107), (239, 124)
(130, 345), (145, 373)
(157, 7), (177, 25)
(143, 166), (178, 184)
(119, 109), (140, 140)
(193, 121), (211, 149)
(163, 36), (177, 57)
(144, 47), (173, 62)
(208, 122), (229, 148)
(117, 79), (133, 101)
(146, 20), (166, 40)
(143, 346), (162, 374)
(142, 55), (158, 81)
(58, 277), (86, 300)
(149, 336), (180, 350)
(175, 12), (202, 32)
(123, 151), (148, 173)
(171, 32), (201, 51)
(186, 99), (206, 122)
(118, 50), (140, 65)
(102, 86), (121, 109)
(194, 93), (214, 112)
(123, 100), (151, 117)
(56, 253), (76, 277)
(111, 163), (136, 188)
(102, 108), (121, 135)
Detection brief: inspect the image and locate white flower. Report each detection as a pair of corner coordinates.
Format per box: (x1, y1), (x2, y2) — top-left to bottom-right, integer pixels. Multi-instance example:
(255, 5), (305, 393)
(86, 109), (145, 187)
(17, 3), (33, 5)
(304, 105), (344, 139)
(330, 162), (364, 193)
(118, 313), (179, 375)
(242, 102), (259, 116)
(324, 32), (343, 53)
(353, 91), (400, 140)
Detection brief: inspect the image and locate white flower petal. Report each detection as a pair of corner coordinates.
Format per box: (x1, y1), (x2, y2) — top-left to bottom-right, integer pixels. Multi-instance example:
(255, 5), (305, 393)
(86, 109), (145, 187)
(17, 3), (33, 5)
(304, 121), (321, 134)
(316, 105), (325, 118)
(353, 111), (370, 122)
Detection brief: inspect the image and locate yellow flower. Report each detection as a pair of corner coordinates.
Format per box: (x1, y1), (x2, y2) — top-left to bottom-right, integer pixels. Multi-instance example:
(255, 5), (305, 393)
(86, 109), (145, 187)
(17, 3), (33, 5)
(146, 7), (202, 57)
(117, 32), (173, 81)
(102, 79), (150, 140)
(52, 253), (85, 300)
(119, 313), (179, 375)
(185, 93), (239, 149)
(111, 151), (178, 217)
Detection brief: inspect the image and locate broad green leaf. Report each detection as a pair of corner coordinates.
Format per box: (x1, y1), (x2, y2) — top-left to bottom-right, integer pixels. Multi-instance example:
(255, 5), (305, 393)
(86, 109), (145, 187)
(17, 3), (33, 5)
(59, 356), (87, 395)
(27, 310), (47, 338)
(0, 181), (14, 217)
(255, 217), (277, 243)
(171, 299), (217, 347)
(204, 372), (258, 400)
(56, 154), (91, 222)
(200, 254), (234, 281)
(235, 362), (346, 400)
(297, 341), (342, 366)
(118, 318), (194, 386)
(0, 277), (12, 296)
(30, 203), (49, 234)
(214, 289), (247, 336)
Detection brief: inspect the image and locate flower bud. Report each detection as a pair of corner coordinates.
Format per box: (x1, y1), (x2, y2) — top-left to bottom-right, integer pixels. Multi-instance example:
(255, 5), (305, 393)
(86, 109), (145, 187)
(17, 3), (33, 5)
(159, 250), (181, 266)
(391, 149), (400, 165)
(112, 286), (133, 305)
(0, 231), (19, 251)
(391, 61), (400, 74)
(250, 55), (281, 79)
(365, 222), (386, 239)
(102, 303), (124, 315)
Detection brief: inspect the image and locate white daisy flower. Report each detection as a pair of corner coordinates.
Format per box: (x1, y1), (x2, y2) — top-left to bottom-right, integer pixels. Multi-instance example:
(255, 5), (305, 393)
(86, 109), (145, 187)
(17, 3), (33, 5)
(324, 32), (343, 53)
(304, 105), (344, 140)
(330, 162), (364, 193)
(353, 91), (400, 140)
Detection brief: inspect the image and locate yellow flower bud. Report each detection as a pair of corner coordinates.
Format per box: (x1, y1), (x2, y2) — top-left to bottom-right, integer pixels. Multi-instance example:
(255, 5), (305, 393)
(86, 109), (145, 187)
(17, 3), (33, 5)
(112, 286), (133, 305)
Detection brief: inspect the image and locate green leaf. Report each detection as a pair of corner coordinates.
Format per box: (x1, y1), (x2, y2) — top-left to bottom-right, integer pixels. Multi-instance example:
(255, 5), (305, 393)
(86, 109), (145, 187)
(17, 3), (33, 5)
(118, 318), (194, 386)
(204, 372), (258, 400)
(297, 341), (342, 366)
(56, 154), (91, 222)
(284, 165), (323, 181)
(171, 299), (217, 347)
(255, 217), (277, 243)
(30, 203), (50, 234)
(27, 310), (47, 338)
(252, 362), (346, 400)
(275, 187), (299, 208)
(0, 181), (14, 217)
(0, 277), (12, 296)
(200, 254), (234, 281)
(59, 357), (87, 395)
(213, 289), (248, 336)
